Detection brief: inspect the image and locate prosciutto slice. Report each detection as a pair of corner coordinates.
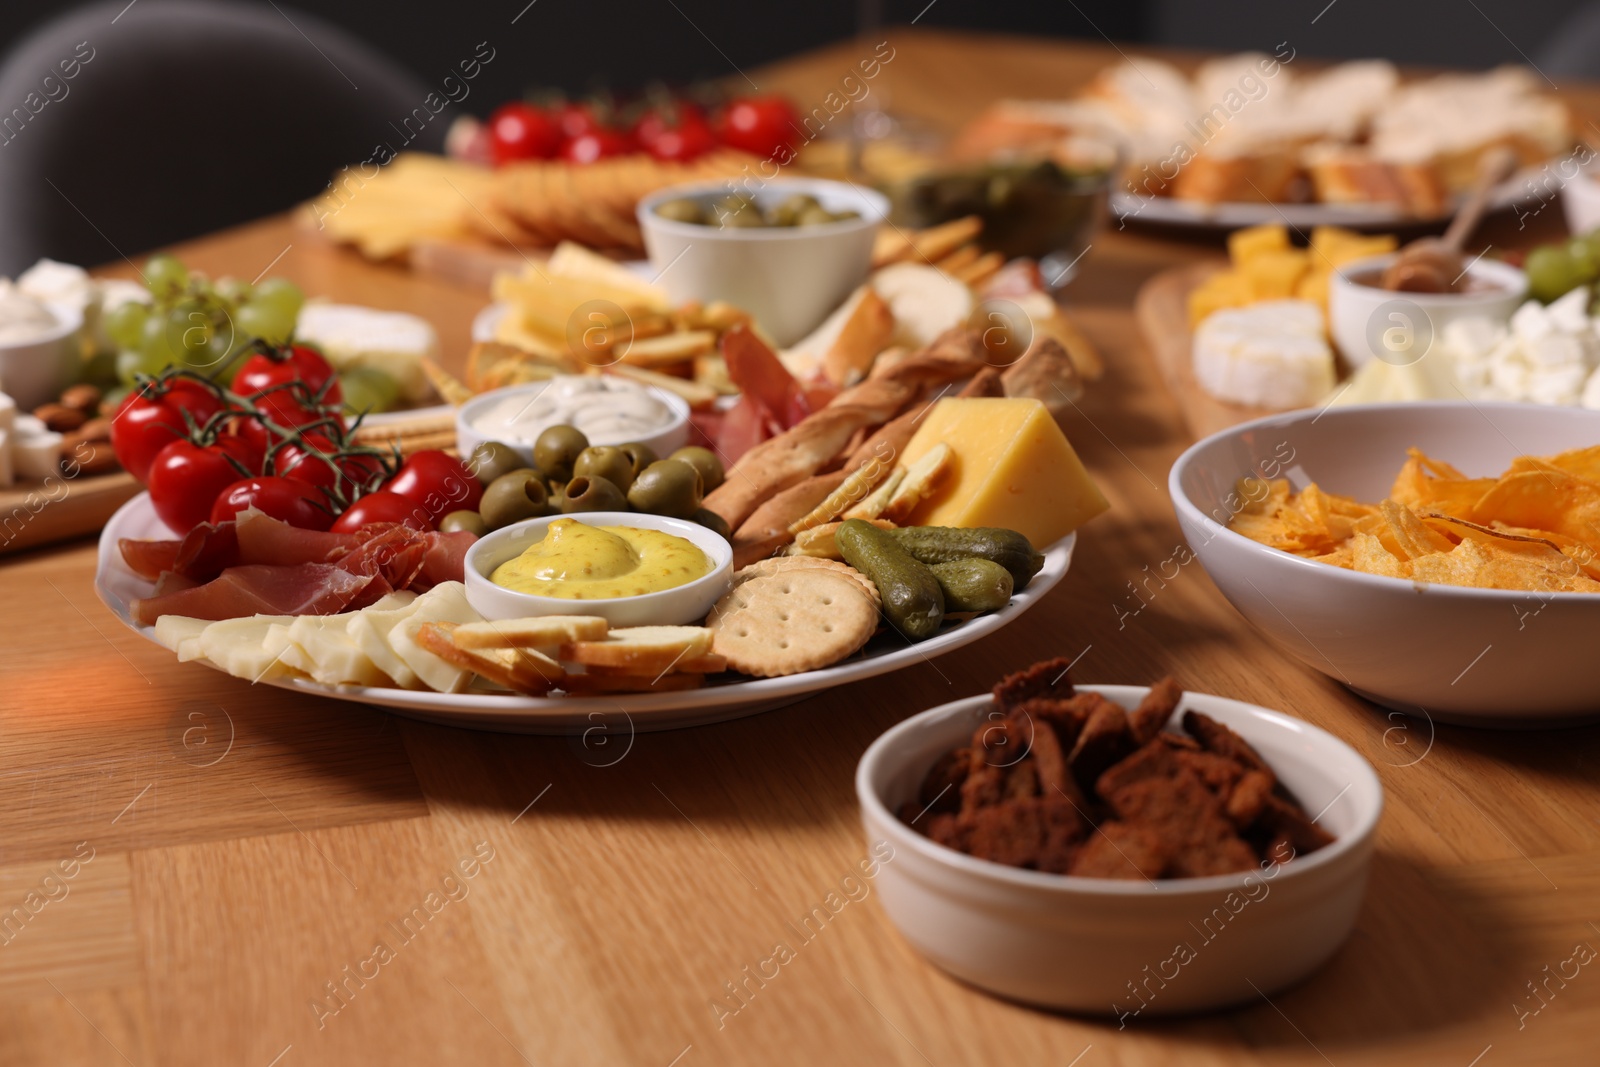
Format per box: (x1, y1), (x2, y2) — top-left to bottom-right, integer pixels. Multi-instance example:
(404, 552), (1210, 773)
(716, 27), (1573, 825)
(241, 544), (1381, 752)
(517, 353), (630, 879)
(131, 563), (377, 626)
(235, 508), (360, 567)
(120, 519), (238, 582)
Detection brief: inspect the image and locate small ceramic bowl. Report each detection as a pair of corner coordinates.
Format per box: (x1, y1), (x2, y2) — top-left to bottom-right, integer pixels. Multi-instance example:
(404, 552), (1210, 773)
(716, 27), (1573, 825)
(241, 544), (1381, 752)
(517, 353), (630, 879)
(455, 378), (691, 472)
(1328, 254), (1526, 370)
(1171, 401), (1600, 727)
(463, 511), (733, 628)
(857, 685), (1381, 1015)
(0, 303), (82, 410)
(637, 177), (889, 346)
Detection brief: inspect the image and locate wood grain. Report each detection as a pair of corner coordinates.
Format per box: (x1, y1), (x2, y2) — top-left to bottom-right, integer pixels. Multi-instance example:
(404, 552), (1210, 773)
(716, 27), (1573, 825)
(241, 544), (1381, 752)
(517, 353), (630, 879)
(0, 473), (139, 558)
(4, 28), (1600, 1067)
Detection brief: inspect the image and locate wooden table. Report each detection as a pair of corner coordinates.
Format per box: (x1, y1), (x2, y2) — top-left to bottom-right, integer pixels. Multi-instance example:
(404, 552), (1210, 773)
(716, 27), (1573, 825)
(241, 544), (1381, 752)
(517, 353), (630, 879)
(4, 29), (1598, 1067)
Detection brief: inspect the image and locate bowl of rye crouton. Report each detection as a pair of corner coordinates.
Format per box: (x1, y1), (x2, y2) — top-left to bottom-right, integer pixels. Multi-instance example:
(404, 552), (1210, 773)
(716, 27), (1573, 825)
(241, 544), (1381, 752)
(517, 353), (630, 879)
(856, 659), (1382, 1015)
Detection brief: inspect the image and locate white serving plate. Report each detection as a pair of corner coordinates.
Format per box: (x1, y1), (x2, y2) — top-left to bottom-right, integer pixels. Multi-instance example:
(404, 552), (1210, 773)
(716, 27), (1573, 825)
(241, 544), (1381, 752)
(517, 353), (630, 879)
(1112, 165), (1544, 231)
(95, 492), (1075, 733)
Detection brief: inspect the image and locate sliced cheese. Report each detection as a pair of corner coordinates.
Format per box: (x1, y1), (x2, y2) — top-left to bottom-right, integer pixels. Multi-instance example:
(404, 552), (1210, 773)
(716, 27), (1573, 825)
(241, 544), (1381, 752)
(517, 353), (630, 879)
(197, 614), (301, 682)
(153, 615), (209, 660)
(898, 397), (1109, 547)
(1192, 300), (1334, 409)
(348, 592), (425, 688)
(386, 582), (483, 692)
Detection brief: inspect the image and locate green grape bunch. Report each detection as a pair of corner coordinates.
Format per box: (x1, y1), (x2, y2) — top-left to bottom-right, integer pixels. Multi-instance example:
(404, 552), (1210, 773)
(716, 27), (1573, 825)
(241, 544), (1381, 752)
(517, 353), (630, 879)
(111, 253), (305, 389)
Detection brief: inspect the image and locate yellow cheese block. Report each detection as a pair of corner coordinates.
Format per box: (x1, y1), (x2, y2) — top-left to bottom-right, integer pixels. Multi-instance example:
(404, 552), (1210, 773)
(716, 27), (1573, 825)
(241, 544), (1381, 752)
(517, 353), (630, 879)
(1241, 248), (1310, 301)
(1187, 270), (1253, 328)
(898, 397), (1108, 547)
(1227, 223), (1289, 266)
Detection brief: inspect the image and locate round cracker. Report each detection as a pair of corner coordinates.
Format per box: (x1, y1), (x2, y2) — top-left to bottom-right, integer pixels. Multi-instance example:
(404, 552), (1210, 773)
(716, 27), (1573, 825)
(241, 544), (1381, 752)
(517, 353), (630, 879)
(733, 557), (881, 608)
(708, 571), (877, 677)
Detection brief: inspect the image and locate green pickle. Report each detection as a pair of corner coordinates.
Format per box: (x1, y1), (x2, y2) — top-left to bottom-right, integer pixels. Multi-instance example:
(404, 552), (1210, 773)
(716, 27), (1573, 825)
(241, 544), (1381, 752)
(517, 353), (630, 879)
(929, 558), (1014, 613)
(885, 526), (1044, 590)
(836, 519), (945, 641)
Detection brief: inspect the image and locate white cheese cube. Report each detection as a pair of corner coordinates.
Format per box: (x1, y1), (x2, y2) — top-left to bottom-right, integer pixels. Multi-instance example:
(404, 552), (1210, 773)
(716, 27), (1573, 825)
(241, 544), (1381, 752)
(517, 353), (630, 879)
(1527, 365), (1587, 406)
(1546, 286), (1591, 333)
(10, 425), (61, 481)
(1510, 299), (1552, 343)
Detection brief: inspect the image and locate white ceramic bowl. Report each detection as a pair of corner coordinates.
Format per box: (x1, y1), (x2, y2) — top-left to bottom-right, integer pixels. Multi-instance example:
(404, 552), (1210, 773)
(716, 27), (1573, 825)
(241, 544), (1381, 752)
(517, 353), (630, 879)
(1171, 401), (1600, 727)
(637, 177), (889, 347)
(1328, 254), (1526, 370)
(463, 510), (733, 628)
(1562, 170), (1600, 234)
(858, 685), (1381, 1015)
(0, 303), (82, 410)
(455, 378), (691, 472)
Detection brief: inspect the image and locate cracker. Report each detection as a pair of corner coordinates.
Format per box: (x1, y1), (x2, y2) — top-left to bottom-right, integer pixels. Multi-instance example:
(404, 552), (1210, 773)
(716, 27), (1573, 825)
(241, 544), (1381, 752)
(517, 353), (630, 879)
(451, 615), (609, 650)
(415, 622), (565, 695)
(733, 557), (881, 609)
(708, 571), (877, 677)
(559, 625), (714, 671)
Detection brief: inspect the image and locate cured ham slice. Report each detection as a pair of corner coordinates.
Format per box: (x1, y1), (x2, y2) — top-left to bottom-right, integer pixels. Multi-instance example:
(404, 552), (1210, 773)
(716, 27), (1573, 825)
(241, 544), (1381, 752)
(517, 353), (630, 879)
(417, 531), (474, 590)
(131, 563), (376, 626)
(119, 519), (238, 582)
(234, 508), (359, 567)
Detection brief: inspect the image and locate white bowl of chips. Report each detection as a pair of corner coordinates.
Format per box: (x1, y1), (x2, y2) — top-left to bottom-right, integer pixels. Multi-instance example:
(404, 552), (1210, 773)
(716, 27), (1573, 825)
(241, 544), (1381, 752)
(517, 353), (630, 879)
(1171, 401), (1600, 728)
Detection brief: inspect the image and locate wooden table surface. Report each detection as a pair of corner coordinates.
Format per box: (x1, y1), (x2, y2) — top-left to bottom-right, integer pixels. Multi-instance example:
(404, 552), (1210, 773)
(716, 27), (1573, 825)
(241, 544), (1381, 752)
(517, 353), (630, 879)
(5, 29), (1600, 1067)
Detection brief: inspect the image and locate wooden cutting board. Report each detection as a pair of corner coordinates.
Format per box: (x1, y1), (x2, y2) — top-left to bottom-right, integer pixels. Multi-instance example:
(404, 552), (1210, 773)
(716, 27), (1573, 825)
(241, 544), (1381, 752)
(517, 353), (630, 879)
(1135, 261), (1295, 440)
(0, 470), (139, 556)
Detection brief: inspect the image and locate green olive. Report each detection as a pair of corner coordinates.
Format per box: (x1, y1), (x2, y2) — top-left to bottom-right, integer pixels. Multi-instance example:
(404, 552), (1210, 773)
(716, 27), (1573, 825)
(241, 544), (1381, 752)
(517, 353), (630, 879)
(561, 474), (629, 513)
(626, 458), (703, 519)
(655, 198), (705, 224)
(715, 195), (764, 228)
(573, 445), (637, 493)
(533, 424), (589, 483)
(796, 204), (836, 227)
(466, 441), (524, 488)
(691, 507), (731, 540)
(480, 470), (553, 530)
(439, 510), (489, 537)
(768, 193), (820, 226)
(669, 446), (724, 493)
(832, 208), (861, 222)
(618, 441), (658, 480)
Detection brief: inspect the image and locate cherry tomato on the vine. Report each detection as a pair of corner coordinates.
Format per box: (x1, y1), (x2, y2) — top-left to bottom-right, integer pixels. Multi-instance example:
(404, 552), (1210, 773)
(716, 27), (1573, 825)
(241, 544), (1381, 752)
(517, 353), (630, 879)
(209, 476), (333, 530)
(383, 450), (483, 522)
(146, 436), (260, 534)
(560, 128), (634, 164)
(714, 95), (800, 160)
(235, 345), (344, 429)
(109, 380), (224, 484)
(488, 102), (562, 164)
(274, 434), (386, 496)
(330, 490), (432, 533)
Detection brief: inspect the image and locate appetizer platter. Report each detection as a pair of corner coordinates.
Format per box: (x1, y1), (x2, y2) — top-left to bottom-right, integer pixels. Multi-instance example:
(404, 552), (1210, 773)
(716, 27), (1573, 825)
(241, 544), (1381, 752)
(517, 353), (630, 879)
(967, 54), (1577, 229)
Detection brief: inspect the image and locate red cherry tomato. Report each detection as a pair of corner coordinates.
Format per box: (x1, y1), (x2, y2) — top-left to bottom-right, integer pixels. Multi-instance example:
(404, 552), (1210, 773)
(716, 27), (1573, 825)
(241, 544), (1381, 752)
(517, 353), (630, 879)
(109, 380), (224, 483)
(554, 101), (600, 140)
(146, 436), (260, 534)
(235, 345), (344, 430)
(714, 95), (800, 160)
(383, 450), (483, 522)
(633, 102), (706, 149)
(488, 102), (561, 164)
(273, 433), (385, 496)
(209, 476), (333, 530)
(644, 114), (716, 162)
(330, 490), (432, 533)
(560, 128), (634, 164)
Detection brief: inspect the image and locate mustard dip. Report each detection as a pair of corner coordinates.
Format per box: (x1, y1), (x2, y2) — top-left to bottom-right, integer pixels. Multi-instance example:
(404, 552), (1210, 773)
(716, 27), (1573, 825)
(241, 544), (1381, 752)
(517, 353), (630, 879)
(491, 518), (712, 599)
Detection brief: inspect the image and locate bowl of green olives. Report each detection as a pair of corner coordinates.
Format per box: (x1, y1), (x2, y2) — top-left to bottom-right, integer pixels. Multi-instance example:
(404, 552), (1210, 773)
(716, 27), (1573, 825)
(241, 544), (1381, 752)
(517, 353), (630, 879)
(637, 177), (888, 346)
(440, 430), (733, 544)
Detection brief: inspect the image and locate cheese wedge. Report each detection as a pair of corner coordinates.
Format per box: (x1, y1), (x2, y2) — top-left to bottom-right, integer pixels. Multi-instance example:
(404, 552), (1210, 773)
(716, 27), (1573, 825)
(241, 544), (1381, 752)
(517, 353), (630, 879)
(386, 582), (484, 692)
(897, 397), (1108, 547)
(153, 615), (209, 660)
(348, 595), (425, 687)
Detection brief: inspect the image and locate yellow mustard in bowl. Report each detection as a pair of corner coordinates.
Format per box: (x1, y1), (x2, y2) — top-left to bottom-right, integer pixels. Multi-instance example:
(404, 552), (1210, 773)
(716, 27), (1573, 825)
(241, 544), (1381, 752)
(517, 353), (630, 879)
(490, 518), (712, 600)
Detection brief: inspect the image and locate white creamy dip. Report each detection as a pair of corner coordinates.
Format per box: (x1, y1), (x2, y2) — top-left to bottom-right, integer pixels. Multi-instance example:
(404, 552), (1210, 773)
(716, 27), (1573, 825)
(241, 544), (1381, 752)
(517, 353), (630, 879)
(472, 375), (673, 444)
(0, 281), (62, 345)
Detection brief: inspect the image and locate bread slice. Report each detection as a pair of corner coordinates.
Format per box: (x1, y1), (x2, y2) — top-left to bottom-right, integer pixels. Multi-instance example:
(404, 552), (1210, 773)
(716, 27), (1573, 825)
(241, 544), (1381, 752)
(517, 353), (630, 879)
(559, 626), (714, 671)
(451, 615), (609, 650)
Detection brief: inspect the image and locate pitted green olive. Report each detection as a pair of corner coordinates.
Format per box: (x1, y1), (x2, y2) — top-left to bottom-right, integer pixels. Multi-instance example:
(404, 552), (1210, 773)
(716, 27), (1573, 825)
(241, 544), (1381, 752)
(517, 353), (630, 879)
(480, 470), (552, 530)
(573, 445), (637, 493)
(533, 424), (589, 483)
(561, 474), (629, 513)
(669, 446), (724, 493)
(618, 441), (658, 480)
(467, 441), (523, 488)
(439, 510), (488, 537)
(691, 507), (731, 540)
(626, 459), (703, 519)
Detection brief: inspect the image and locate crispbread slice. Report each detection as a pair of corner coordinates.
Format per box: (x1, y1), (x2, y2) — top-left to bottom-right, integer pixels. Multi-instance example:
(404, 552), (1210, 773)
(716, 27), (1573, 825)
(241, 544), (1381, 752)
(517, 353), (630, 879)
(415, 622), (564, 696)
(558, 625), (713, 671)
(451, 615), (609, 650)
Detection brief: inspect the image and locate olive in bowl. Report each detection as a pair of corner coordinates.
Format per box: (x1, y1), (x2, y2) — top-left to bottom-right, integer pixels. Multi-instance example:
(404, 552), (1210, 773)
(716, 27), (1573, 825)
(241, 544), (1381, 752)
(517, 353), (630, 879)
(627, 459), (703, 519)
